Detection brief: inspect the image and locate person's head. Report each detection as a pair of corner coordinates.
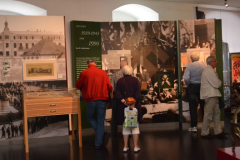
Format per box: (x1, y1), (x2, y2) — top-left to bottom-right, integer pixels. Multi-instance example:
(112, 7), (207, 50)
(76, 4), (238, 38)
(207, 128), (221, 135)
(87, 58), (96, 67)
(126, 97), (136, 108)
(206, 41), (210, 46)
(210, 34), (215, 44)
(163, 88), (169, 93)
(190, 52), (200, 62)
(206, 56), (217, 68)
(120, 60), (127, 69)
(113, 30), (118, 36)
(122, 65), (133, 76)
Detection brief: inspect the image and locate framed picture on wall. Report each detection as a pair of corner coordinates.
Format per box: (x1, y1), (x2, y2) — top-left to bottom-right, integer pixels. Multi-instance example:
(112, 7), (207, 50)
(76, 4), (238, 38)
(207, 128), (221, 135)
(157, 72), (174, 89)
(230, 53), (240, 83)
(22, 60), (57, 81)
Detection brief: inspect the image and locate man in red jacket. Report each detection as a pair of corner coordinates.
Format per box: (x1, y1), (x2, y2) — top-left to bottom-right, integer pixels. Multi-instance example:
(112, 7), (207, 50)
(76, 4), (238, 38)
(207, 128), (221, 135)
(75, 58), (112, 148)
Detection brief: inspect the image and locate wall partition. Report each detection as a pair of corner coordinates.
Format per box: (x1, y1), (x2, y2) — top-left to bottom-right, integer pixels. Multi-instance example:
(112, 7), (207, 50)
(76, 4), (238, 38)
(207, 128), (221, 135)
(71, 19), (223, 128)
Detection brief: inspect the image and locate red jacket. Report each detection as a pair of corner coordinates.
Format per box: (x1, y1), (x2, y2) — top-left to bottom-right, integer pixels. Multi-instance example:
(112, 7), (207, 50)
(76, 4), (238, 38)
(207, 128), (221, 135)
(75, 65), (112, 101)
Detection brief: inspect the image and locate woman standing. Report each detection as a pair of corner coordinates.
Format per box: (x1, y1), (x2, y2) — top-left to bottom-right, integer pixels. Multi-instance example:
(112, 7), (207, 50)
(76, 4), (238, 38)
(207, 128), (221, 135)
(115, 65), (142, 126)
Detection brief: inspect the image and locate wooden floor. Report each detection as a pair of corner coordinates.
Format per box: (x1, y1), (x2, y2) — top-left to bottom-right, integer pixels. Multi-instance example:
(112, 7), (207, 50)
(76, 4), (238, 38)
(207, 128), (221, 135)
(0, 112), (238, 160)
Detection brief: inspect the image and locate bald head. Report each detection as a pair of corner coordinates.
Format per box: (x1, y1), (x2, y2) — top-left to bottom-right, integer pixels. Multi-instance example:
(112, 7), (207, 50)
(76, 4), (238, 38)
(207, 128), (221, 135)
(120, 61), (127, 69)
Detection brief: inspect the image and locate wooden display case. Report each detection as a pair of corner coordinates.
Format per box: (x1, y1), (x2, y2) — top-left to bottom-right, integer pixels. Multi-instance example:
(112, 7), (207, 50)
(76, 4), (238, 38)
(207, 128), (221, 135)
(23, 89), (82, 153)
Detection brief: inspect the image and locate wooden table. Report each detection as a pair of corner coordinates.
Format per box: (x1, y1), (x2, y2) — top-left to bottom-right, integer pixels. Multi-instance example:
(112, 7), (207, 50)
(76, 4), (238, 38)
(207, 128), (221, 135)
(23, 91), (82, 153)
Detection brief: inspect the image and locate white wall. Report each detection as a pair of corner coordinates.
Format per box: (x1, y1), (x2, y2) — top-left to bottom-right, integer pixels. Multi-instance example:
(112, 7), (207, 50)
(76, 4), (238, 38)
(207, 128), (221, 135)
(199, 8), (240, 53)
(17, 0), (197, 87)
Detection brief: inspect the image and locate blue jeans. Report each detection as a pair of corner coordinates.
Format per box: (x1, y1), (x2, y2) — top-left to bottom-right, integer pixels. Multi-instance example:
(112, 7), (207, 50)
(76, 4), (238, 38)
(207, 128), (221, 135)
(86, 100), (107, 146)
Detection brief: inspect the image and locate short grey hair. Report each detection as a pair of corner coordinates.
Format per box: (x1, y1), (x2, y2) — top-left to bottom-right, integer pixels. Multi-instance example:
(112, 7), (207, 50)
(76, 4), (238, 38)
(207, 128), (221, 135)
(122, 65), (133, 75)
(206, 56), (216, 65)
(190, 52), (200, 61)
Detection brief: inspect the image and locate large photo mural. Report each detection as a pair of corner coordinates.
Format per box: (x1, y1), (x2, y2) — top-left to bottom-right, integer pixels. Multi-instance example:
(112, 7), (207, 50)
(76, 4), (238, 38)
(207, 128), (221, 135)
(71, 19), (220, 128)
(0, 16), (68, 142)
(100, 21), (179, 124)
(179, 19), (216, 123)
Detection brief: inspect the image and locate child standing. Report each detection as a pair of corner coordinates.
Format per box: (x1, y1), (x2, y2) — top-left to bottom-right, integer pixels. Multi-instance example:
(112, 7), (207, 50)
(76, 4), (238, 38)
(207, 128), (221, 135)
(123, 97), (140, 153)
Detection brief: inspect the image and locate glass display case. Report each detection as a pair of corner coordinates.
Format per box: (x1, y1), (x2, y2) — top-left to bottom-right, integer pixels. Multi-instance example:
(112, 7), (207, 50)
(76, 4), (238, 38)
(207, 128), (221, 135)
(24, 88), (80, 98)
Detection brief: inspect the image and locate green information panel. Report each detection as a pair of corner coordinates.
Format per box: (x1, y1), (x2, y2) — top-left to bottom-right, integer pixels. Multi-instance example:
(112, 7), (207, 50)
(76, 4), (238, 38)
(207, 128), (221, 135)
(71, 21), (102, 85)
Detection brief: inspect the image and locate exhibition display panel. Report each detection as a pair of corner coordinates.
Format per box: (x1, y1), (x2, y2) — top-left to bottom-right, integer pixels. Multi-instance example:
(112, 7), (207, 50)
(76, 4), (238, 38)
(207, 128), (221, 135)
(0, 15), (224, 152)
(23, 89), (82, 153)
(71, 19), (223, 127)
(0, 15), (69, 144)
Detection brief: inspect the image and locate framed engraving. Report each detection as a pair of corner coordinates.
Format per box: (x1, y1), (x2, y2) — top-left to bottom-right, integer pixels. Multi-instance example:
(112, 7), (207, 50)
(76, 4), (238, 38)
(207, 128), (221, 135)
(23, 60), (57, 81)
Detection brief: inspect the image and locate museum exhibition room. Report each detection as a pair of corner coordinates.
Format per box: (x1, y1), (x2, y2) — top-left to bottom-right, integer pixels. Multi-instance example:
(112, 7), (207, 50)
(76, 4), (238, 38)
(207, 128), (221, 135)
(1, 0), (240, 160)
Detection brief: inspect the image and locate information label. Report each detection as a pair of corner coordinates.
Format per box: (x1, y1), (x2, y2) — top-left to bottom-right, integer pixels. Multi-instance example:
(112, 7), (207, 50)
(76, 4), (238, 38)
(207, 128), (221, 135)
(71, 21), (102, 85)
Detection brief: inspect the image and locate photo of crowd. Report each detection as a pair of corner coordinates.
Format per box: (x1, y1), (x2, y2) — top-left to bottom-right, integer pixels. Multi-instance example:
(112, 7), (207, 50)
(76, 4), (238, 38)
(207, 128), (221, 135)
(0, 81), (68, 141)
(101, 21), (182, 123)
(179, 19), (216, 56)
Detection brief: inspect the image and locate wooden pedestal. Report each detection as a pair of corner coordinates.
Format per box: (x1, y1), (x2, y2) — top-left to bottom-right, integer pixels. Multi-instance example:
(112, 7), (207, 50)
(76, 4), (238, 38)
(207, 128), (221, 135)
(23, 92), (82, 153)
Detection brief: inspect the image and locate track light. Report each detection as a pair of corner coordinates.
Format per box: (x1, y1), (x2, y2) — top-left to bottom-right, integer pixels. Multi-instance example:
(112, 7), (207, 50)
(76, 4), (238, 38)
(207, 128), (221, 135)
(224, 0), (229, 7)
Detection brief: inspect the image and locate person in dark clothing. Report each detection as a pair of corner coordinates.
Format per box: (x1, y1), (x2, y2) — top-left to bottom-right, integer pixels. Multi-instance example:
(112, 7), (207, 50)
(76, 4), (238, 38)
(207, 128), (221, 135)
(11, 124), (15, 137)
(6, 127), (10, 138)
(15, 125), (18, 137)
(110, 61), (127, 137)
(19, 122), (23, 135)
(1, 125), (6, 138)
(115, 65), (142, 125)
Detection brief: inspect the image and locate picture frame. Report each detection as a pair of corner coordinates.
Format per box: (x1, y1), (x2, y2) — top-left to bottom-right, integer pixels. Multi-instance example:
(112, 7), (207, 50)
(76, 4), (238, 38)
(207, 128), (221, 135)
(230, 53), (240, 83)
(157, 72), (174, 89)
(22, 60), (57, 81)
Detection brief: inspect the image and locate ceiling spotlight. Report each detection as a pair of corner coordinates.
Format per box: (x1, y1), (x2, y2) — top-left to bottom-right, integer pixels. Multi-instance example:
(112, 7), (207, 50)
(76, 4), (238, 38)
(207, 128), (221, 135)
(224, 0), (229, 7)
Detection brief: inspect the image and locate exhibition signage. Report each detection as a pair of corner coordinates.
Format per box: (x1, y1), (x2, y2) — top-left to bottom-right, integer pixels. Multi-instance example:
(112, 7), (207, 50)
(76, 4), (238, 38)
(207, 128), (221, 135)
(71, 21), (102, 129)
(71, 21), (102, 85)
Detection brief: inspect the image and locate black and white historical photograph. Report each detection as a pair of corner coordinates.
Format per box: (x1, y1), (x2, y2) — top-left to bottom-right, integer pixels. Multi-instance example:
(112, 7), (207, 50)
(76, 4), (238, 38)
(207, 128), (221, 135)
(179, 19), (216, 124)
(0, 15), (68, 141)
(101, 21), (185, 124)
(179, 19), (216, 56)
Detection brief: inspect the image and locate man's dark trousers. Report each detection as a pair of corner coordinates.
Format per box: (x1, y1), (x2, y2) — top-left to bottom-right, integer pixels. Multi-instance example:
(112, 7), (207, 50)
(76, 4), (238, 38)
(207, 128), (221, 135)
(188, 83), (205, 127)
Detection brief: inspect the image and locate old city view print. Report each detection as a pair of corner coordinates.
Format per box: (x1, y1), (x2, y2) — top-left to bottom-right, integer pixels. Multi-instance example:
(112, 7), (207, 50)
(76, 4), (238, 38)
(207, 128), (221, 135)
(0, 16), (68, 142)
(27, 63), (54, 77)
